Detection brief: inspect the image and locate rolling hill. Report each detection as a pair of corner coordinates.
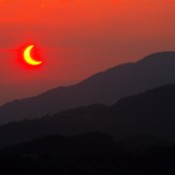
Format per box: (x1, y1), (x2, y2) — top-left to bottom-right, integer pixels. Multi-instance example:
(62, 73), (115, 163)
(0, 51), (175, 124)
(0, 82), (175, 148)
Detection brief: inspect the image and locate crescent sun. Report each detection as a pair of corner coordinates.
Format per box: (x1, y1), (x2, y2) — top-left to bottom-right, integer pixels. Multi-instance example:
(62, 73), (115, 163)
(23, 45), (43, 66)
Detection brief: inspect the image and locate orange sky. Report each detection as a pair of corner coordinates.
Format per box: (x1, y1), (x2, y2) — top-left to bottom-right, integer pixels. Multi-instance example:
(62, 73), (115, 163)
(0, 0), (175, 104)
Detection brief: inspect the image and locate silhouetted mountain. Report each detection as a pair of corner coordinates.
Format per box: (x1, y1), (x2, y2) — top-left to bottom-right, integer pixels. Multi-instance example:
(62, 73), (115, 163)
(0, 132), (122, 157)
(0, 132), (173, 175)
(1, 51), (175, 124)
(0, 83), (175, 149)
(0, 133), (134, 174)
(119, 135), (169, 153)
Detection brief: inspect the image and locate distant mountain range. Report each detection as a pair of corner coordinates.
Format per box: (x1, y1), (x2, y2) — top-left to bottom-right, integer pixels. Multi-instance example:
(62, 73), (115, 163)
(1, 51), (175, 124)
(0, 82), (175, 148)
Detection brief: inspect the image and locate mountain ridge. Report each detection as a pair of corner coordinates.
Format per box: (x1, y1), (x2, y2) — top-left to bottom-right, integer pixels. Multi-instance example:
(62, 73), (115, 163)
(0, 51), (175, 124)
(0, 82), (175, 149)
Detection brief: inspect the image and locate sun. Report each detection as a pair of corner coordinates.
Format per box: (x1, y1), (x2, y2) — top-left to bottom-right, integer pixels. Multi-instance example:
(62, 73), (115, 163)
(16, 43), (44, 69)
(23, 45), (43, 66)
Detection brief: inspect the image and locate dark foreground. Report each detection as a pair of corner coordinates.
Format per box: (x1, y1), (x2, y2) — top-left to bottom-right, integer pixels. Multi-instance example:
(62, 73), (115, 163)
(0, 132), (174, 175)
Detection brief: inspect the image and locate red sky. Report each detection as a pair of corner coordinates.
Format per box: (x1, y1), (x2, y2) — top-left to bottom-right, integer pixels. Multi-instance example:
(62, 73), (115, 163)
(0, 0), (175, 104)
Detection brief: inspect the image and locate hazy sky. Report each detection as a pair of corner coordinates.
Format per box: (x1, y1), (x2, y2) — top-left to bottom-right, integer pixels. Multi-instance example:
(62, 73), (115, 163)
(0, 0), (175, 104)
